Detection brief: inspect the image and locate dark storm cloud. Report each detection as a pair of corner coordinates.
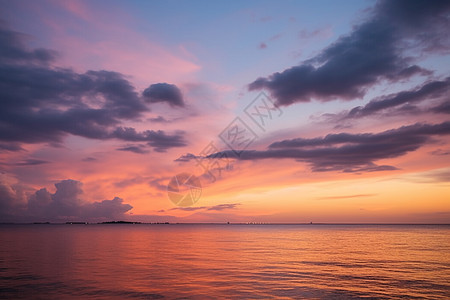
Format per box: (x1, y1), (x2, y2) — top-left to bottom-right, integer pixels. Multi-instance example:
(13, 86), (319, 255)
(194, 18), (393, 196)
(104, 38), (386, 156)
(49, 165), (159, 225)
(0, 179), (132, 222)
(249, 0), (450, 106)
(195, 122), (450, 173)
(344, 78), (450, 119)
(142, 83), (185, 107)
(0, 23), (187, 152)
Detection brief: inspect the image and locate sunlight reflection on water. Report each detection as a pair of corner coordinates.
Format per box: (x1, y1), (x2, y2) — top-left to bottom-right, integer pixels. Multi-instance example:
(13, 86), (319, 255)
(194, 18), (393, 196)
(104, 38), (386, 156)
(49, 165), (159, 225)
(0, 224), (449, 299)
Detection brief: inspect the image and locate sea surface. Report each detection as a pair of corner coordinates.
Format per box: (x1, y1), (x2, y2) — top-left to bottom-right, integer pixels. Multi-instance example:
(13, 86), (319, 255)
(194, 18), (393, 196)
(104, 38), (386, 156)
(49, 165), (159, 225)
(0, 224), (449, 299)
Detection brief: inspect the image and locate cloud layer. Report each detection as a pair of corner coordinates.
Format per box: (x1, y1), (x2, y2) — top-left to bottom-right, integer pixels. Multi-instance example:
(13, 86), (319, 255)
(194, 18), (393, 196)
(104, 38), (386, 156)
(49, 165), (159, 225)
(325, 78), (450, 121)
(249, 0), (449, 106)
(0, 178), (132, 222)
(193, 121), (450, 173)
(0, 23), (186, 152)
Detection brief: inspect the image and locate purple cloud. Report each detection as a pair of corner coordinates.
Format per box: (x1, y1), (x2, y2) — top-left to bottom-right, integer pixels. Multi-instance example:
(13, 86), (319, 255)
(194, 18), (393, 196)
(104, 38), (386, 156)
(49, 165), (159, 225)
(143, 83), (185, 107)
(0, 23), (187, 152)
(192, 121), (450, 173)
(0, 179), (132, 222)
(249, 0), (449, 106)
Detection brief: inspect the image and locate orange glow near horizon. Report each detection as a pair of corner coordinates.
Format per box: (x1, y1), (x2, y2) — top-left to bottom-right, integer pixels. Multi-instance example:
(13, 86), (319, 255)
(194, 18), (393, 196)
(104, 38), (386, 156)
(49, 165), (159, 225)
(0, 0), (449, 224)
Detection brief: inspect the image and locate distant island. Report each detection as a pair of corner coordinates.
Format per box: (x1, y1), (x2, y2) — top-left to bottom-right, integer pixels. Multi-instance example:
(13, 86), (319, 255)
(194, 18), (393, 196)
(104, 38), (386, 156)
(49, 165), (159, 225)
(100, 221), (142, 224)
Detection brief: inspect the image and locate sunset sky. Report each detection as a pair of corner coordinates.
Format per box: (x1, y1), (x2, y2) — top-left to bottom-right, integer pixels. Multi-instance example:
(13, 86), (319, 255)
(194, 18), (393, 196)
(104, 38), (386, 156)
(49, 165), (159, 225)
(0, 0), (449, 223)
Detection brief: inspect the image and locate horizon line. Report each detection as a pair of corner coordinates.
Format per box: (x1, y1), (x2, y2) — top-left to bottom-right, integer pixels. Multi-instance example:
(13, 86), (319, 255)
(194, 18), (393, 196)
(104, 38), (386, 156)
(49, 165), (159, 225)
(1, 222), (449, 226)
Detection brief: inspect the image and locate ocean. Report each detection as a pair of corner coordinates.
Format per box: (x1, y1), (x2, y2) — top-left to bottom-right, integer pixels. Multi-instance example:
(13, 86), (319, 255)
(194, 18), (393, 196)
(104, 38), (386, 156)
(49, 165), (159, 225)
(0, 224), (449, 299)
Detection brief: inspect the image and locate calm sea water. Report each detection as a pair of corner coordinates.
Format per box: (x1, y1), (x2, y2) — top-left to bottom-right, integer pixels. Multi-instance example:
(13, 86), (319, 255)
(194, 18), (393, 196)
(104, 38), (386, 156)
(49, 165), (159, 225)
(0, 224), (449, 299)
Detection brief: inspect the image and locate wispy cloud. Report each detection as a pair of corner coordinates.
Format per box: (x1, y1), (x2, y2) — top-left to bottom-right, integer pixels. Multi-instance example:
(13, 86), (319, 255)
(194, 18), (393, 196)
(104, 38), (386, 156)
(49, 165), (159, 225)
(159, 203), (241, 213)
(116, 145), (150, 154)
(315, 194), (377, 200)
(13, 159), (50, 166)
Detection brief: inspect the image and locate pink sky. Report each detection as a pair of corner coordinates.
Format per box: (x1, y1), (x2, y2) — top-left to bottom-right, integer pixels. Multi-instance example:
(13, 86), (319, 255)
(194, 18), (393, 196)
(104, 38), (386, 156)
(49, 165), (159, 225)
(0, 0), (449, 223)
